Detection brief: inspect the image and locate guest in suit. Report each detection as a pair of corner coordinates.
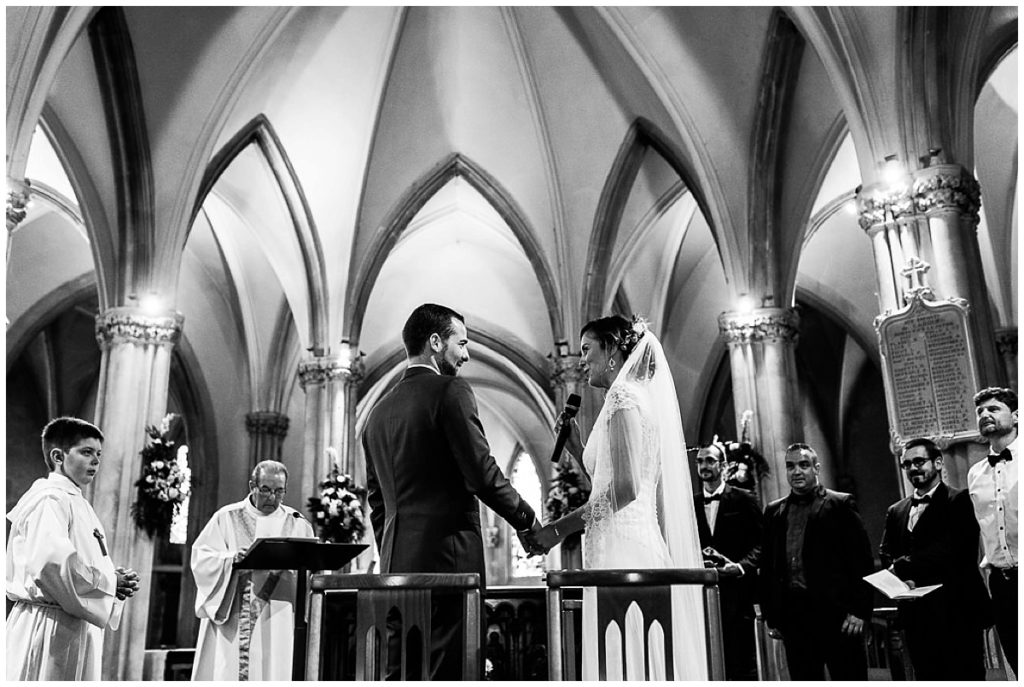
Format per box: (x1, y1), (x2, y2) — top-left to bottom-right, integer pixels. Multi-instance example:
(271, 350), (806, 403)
(694, 442), (762, 680)
(362, 303), (542, 680)
(969, 386), (1017, 674)
(759, 443), (874, 680)
(879, 438), (991, 680)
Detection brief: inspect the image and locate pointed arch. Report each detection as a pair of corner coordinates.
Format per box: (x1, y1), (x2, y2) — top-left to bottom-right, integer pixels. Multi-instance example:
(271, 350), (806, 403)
(346, 152), (562, 344)
(7, 7), (97, 179)
(582, 117), (717, 321)
(88, 7), (154, 302)
(191, 114), (329, 352)
(747, 10), (804, 302)
(37, 105), (117, 311)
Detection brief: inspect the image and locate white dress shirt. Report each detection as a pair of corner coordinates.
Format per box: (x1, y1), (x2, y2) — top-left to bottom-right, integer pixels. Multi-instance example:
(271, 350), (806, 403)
(703, 482), (726, 533)
(908, 481), (940, 532)
(968, 436), (1018, 569)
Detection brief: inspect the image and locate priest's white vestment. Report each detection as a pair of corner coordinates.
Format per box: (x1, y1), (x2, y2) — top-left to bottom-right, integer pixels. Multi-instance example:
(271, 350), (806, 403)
(190, 498), (314, 680)
(6, 472), (124, 681)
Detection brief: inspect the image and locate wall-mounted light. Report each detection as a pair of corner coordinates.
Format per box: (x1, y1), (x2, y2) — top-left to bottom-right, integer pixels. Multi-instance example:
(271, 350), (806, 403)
(139, 293), (164, 316)
(338, 337), (353, 367)
(555, 339), (570, 357)
(736, 294), (756, 314)
(881, 154), (905, 187)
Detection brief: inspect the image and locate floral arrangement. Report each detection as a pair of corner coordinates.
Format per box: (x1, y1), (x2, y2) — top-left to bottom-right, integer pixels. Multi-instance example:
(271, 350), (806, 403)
(307, 448), (366, 544)
(545, 459), (590, 522)
(131, 413), (191, 538)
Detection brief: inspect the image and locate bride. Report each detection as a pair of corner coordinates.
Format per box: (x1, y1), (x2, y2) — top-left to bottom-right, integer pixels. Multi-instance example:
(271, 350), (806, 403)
(534, 315), (707, 680)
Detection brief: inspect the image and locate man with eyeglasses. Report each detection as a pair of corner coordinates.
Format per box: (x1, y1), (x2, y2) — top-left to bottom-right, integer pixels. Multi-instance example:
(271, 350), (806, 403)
(190, 460), (313, 680)
(692, 441), (762, 680)
(759, 443), (874, 680)
(879, 438), (991, 680)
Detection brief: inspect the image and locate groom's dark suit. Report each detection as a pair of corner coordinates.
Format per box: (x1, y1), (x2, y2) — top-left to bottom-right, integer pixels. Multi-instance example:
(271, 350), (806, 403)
(878, 482), (992, 680)
(363, 366), (536, 679)
(694, 485), (762, 680)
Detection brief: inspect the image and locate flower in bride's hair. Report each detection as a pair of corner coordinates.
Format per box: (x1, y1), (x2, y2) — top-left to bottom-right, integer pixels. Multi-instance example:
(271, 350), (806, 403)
(630, 314), (650, 336)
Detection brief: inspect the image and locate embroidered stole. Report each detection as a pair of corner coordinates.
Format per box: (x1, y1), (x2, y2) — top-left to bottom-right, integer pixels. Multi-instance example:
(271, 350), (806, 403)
(229, 509), (294, 680)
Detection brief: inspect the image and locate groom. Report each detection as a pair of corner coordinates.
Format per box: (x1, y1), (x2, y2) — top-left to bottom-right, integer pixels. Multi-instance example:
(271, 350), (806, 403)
(362, 303), (543, 679)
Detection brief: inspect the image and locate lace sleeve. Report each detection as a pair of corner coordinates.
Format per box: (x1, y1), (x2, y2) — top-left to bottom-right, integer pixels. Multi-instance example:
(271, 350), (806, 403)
(580, 385), (645, 528)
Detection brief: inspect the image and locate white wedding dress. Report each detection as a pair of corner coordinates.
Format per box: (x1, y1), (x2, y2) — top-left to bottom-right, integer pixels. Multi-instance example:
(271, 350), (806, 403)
(580, 332), (707, 680)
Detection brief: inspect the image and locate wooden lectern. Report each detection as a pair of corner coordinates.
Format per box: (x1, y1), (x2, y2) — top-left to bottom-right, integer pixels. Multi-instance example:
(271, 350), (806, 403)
(235, 538), (367, 680)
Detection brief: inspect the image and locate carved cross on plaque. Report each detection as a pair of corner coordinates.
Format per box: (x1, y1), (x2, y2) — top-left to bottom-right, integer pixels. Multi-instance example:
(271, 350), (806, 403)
(901, 256), (934, 303)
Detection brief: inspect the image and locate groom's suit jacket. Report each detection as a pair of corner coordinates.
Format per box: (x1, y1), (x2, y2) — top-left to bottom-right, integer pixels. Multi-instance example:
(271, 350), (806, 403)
(878, 482), (993, 630)
(363, 366), (536, 582)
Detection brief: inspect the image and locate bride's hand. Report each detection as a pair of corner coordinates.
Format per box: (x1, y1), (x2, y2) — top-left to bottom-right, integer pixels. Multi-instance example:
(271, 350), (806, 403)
(555, 414), (585, 459)
(534, 523), (563, 551)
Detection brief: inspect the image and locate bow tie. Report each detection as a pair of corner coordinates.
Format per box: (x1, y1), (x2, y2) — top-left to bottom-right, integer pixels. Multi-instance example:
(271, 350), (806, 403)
(988, 448), (1013, 467)
(910, 495), (931, 507)
(703, 494), (722, 505)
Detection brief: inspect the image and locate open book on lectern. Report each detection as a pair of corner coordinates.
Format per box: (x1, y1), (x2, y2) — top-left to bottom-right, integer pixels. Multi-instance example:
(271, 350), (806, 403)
(863, 569), (942, 600)
(235, 538), (367, 572)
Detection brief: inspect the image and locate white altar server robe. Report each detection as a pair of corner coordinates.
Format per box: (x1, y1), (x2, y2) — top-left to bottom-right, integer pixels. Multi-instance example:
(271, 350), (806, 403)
(190, 498), (314, 680)
(6, 472), (124, 681)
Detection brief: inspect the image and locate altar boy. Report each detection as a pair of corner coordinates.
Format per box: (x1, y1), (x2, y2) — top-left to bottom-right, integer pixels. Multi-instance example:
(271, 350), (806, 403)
(6, 417), (139, 680)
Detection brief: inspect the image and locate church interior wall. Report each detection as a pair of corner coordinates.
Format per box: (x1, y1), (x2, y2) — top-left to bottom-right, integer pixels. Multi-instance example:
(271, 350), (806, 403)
(5, 6), (1016, 668)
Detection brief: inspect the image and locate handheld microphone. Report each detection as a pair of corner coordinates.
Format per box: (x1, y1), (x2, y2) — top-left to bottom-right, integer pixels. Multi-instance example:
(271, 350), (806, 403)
(550, 393), (583, 463)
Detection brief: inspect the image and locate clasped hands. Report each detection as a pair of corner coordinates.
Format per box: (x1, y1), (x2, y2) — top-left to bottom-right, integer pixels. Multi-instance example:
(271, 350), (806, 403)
(517, 519), (564, 557)
(115, 566), (141, 600)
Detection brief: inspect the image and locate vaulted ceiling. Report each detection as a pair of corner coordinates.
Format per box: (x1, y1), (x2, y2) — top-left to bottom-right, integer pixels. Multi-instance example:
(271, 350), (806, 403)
(7, 6), (1017, 501)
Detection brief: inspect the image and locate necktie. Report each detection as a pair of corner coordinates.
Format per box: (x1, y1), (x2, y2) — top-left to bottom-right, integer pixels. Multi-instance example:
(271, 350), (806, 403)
(988, 448), (1013, 467)
(703, 494), (721, 505)
(910, 494), (931, 507)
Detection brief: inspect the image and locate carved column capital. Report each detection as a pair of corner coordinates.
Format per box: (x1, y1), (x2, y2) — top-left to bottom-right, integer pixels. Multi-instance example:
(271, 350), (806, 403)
(298, 354), (362, 390)
(550, 351), (585, 392)
(7, 178), (31, 233)
(857, 183), (915, 231)
(718, 307), (800, 345)
(95, 307), (184, 348)
(245, 410), (290, 438)
(912, 165), (981, 221)
(995, 327), (1018, 357)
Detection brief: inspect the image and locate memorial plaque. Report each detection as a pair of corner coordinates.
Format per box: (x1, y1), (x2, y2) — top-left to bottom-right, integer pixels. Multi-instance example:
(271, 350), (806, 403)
(876, 294), (979, 449)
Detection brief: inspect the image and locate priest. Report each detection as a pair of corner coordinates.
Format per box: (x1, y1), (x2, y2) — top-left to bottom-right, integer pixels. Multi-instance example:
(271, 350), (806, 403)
(6, 417), (140, 680)
(190, 460), (314, 680)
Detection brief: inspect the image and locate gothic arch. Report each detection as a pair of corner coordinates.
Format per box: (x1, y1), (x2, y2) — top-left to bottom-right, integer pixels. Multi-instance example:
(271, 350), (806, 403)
(36, 105), (118, 311)
(345, 152), (563, 345)
(191, 113), (330, 352)
(88, 7), (156, 302)
(782, 115), (853, 303)
(6, 273), (97, 371)
(581, 117), (717, 321)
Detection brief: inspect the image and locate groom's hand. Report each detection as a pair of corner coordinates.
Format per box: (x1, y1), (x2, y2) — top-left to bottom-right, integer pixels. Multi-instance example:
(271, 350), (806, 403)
(517, 519), (546, 556)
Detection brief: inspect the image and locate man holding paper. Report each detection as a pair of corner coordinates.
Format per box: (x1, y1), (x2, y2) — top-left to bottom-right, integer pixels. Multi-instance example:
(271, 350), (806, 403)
(190, 460), (314, 680)
(879, 438), (992, 680)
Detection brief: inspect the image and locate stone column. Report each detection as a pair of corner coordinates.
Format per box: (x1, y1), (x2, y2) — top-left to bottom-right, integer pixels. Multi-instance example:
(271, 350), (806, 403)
(92, 306), (183, 681)
(858, 164), (1002, 386)
(297, 354), (362, 500)
(718, 307), (801, 504)
(245, 410), (290, 466)
(550, 347), (584, 408)
(7, 177), (30, 265)
(995, 327), (1017, 393)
